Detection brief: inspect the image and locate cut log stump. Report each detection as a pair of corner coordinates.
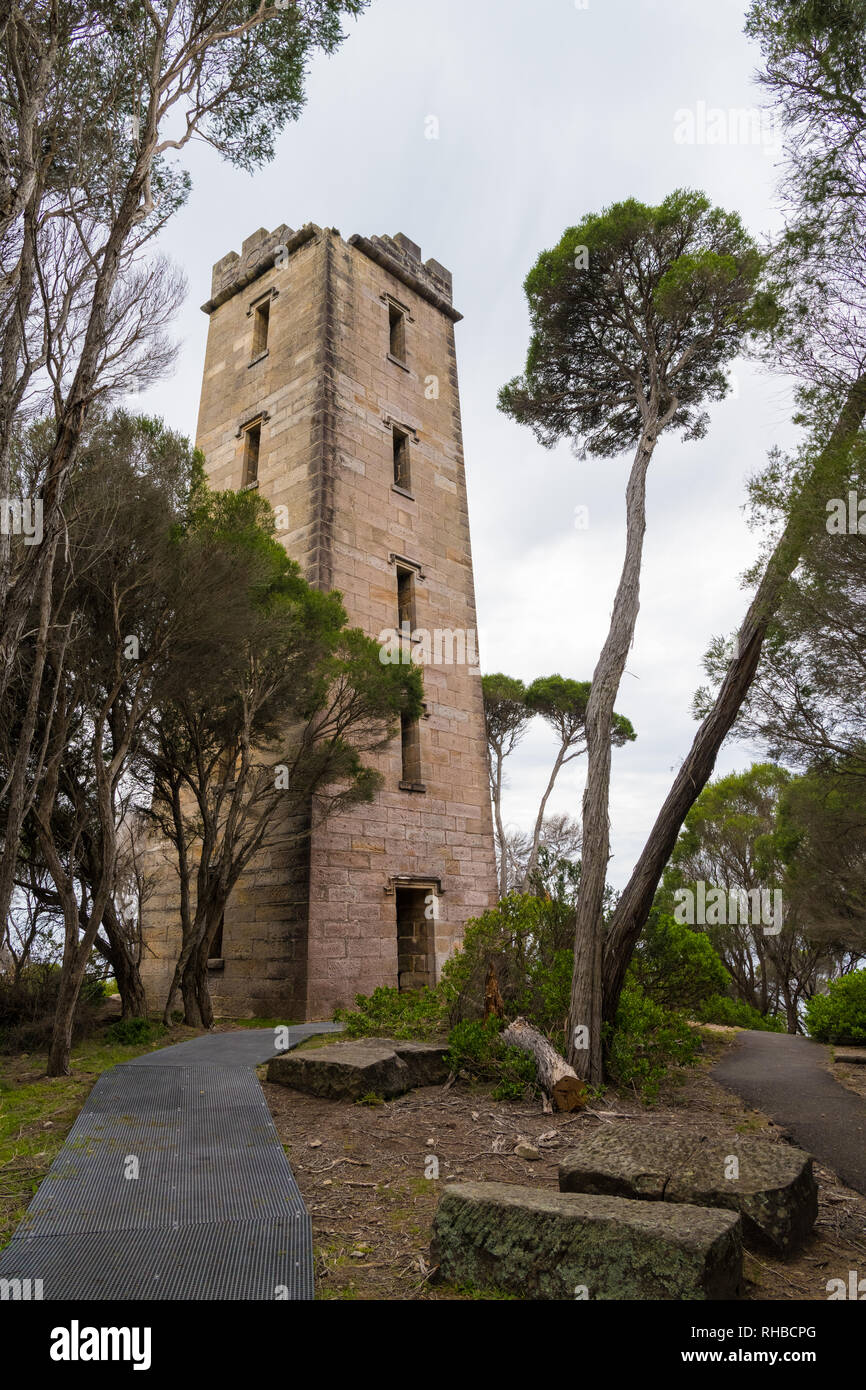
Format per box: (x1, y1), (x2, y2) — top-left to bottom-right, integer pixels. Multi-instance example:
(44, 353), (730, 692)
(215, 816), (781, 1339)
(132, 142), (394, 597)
(502, 1016), (586, 1112)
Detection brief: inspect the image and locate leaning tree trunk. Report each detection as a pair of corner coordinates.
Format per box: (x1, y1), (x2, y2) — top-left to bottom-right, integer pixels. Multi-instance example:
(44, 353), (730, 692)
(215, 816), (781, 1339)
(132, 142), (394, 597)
(568, 419), (659, 1083)
(502, 1016), (586, 1112)
(601, 373), (866, 1031)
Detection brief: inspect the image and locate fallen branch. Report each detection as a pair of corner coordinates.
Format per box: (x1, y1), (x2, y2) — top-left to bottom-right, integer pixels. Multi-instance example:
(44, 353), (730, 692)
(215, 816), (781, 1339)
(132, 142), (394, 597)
(502, 1016), (586, 1112)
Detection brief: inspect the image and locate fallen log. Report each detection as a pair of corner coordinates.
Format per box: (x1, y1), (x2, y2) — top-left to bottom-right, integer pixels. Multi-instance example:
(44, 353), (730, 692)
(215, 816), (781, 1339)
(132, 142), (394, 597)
(502, 1016), (586, 1112)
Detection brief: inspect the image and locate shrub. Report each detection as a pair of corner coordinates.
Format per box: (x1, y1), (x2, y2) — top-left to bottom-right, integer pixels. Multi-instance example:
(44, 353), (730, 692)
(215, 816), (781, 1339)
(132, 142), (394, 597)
(104, 1017), (166, 1046)
(805, 970), (866, 1045)
(334, 984), (447, 1041)
(631, 912), (730, 1011)
(605, 979), (701, 1104)
(0, 962), (104, 1052)
(445, 1017), (538, 1101)
(440, 894), (575, 1042)
(696, 994), (785, 1032)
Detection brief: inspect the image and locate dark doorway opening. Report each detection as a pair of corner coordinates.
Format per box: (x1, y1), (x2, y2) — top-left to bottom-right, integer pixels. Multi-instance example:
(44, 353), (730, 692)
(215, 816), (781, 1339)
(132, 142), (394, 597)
(395, 886), (434, 992)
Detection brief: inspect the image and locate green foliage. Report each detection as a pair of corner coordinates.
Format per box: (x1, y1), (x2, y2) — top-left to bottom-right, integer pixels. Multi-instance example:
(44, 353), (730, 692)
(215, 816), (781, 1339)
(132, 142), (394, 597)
(696, 995), (786, 1031)
(104, 1018), (167, 1046)
(524, 674), (635, 749)
(605, 980), (702, 1104)
(669, 762), (790, 884)
(334, 985), (447, 1041)
(631, 910), (730, 1011)
(80, 975), (107, 1005)
(481, 674), (529, 727)
(445, 1017), (538, 1102)
(499, 190), (765, 457)
(805, 970), (866, 1044)
(776, 763), (866, 931)
(440, 894), (576, 1044)
(481, 674), (533, 781)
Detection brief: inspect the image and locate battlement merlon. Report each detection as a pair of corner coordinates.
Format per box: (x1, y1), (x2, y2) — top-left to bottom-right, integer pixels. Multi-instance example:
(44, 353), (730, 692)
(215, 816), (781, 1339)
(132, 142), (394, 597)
(201, 224), (462, 322)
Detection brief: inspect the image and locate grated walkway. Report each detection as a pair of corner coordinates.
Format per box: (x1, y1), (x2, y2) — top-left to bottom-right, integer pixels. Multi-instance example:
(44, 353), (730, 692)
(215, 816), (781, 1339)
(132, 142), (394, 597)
(0, 1023), (341, 1300)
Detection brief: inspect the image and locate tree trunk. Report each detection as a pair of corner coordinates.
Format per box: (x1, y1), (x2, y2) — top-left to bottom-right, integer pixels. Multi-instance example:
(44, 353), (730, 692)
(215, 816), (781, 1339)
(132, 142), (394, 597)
(97, 901), (147, 1020)
(187, 933), (214, 1029)
(178, 903), (222, 1028)
(568, 424), (657, 1082)
(521, 740), (567, 891)
(601, 372), (866, 1031)
(0, 539), (59, 933)
(502, 1016), (586, 1111)
(483, 960), (505, 1020)
(47, 929), (87, 1077)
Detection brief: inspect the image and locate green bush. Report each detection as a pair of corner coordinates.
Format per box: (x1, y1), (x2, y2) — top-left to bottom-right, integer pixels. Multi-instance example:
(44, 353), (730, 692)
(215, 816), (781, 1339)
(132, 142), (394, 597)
(334, 984), (447, 1041)
(805, 970), (866, 1044)
(605, 980), (701, 1104)
(104, 1017), (166, 1046)
(445, 1017), (538, 1101)
(440, 894), (574, 1043)
(696, 994), (785, 1032)
(631, 912), (730, 1011)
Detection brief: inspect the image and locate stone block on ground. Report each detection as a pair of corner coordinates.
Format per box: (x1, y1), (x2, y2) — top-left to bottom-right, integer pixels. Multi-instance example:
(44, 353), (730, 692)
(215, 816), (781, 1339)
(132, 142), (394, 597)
(558, 1123), (817, 1255)
(429, 1182), (742, 1300)
(266, 1037), (448, 1100)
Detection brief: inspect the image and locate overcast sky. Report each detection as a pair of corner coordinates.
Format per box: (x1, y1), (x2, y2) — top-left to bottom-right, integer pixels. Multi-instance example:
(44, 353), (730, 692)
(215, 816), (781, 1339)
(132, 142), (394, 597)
(136, 0), (802, 890)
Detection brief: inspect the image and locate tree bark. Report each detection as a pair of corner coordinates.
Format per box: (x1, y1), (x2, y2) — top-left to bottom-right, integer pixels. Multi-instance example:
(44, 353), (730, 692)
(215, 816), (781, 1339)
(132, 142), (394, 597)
(568, 422), (658, 1082)
(502, 1016), (586, 1111)
(96, 900), (147, 1020)
(483, 960), (505, 1020)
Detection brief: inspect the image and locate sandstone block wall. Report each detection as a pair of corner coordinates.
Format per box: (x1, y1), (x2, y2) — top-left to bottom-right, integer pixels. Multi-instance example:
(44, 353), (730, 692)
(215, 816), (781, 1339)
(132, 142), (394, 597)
(139, 224), (497, 1020)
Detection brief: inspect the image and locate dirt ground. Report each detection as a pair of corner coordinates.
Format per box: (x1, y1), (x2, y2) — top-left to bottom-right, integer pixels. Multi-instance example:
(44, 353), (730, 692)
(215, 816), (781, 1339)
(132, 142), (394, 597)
(830, 1057), (866, 1103)
(262, 1028), (866, 1301)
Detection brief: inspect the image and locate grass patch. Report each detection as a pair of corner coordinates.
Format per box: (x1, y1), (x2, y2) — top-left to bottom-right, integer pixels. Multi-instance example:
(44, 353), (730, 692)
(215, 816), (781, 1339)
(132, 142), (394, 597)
(0, 1022), (203, 1249)
(445, 1282), (519, 1300)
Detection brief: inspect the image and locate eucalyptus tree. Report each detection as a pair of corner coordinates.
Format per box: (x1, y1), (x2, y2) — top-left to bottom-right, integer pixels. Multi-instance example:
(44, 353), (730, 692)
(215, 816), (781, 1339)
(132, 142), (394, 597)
(520, 675), (634, 890)
(500, 191), (765, 1080)
(481, 673), (533, 895)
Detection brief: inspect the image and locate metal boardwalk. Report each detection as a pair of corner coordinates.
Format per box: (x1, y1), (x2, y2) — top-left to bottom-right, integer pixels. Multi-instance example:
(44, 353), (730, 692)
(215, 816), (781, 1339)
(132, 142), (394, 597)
(0, 1023), (341, 1300)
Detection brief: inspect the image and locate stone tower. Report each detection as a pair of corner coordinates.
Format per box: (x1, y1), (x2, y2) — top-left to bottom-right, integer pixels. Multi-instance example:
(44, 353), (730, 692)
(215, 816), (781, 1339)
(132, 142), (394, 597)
(140, 223), (497, 1020)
